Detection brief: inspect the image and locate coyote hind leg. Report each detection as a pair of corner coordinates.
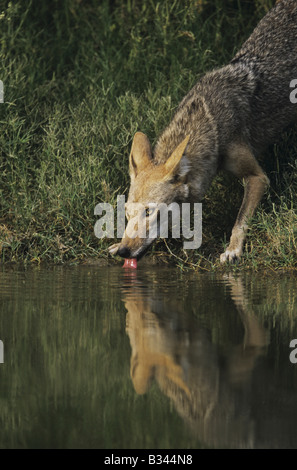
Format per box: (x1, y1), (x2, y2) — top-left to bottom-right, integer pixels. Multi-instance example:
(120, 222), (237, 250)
(220, 143), (269, 263)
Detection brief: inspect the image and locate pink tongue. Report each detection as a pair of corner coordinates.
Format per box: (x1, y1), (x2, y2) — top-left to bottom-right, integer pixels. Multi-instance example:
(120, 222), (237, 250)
(123, 258), (137, 269)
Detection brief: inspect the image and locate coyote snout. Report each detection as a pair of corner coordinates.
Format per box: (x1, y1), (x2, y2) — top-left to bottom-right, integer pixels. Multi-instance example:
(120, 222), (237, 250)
(109, 0), (297, 263)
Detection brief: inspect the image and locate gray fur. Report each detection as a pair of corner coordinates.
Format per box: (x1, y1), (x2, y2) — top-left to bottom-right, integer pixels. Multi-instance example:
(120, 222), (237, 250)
(154, 0), (297, 200)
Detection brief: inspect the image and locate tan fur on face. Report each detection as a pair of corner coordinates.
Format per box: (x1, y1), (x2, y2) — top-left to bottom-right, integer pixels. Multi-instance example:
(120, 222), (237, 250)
(109, 133), (191, 258)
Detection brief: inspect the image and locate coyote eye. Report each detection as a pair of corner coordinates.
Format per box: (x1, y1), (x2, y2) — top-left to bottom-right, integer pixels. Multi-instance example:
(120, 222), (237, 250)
(145, 208), (154, 217)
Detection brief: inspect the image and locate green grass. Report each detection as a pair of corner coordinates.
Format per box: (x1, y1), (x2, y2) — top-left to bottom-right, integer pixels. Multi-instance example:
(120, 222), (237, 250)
(1, 0), (296, 270)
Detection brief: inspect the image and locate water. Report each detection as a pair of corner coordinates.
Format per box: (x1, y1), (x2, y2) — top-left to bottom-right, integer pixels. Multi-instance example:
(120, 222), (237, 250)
(0, 265), (297, 449)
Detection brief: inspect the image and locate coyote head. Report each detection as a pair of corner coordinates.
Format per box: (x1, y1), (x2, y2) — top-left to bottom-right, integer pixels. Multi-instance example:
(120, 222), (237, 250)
(109, 132), (191, 260)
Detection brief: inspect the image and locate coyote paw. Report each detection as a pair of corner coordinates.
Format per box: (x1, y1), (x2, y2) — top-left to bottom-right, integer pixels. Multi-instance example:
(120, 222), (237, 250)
(108, 243), (120, 255)
(220, 247), (241, 264)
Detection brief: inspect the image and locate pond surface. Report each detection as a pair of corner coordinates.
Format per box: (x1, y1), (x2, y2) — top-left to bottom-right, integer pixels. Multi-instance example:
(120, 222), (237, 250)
(0, 265), (297, 449)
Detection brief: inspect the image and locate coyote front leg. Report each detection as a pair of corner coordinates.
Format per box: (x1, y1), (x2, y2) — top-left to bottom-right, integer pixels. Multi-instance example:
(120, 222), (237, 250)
(220, 143), (269, 263)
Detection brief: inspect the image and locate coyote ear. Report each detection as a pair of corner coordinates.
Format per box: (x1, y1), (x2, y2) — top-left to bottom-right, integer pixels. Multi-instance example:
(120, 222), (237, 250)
(129, 132), (152, 179)
(164, 135), (191, 180)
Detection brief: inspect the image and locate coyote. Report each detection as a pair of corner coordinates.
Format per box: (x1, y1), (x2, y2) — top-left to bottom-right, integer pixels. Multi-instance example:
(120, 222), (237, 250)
(109, 0), (297, 262)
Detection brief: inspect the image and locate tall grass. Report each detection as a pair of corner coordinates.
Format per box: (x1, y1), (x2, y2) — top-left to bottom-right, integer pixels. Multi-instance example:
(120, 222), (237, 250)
(1, 0), (296, 269)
